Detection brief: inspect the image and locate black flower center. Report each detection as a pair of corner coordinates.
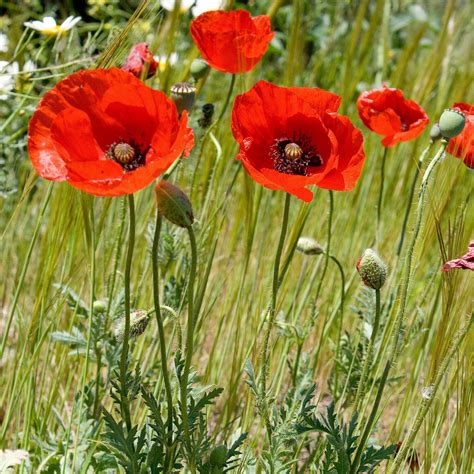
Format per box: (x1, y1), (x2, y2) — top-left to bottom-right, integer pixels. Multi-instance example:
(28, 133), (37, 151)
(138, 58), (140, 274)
(269, 137), (322, 176)
(106, 140), (148, 172)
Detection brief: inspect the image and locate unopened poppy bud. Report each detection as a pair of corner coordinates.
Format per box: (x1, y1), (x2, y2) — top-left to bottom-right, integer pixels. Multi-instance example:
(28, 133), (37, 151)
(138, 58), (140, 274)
(296, 237), (324, 256)
(190, 59), (209, 81)
(114, 310), (150, 340)
(93, 300), (107, 313)
(429, 123), (442, 142)
(155, 180), (194, 228)
(438, 108), (466, 139)
(209, 445), (227, 467)
(171, 82), (196, 114)
(122, 43), (158, 79)
(356, 249), (387, 290)
(198, 103), (214, 129)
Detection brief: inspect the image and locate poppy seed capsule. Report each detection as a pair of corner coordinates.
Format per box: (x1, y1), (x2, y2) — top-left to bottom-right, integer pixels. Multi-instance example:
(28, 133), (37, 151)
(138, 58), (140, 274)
(155, 180), (194, 228)
(356, 249), (387, 290)
(297, 236), (324, 256)
(190, 58), (209, 81)
(114, 310), (150, 341)
(438, 109), (466, 139)
(285, 142), (303, 161)
(209, 445), (227, 467)
(171, 82), (196, 114)
(113, 142), (136, 164)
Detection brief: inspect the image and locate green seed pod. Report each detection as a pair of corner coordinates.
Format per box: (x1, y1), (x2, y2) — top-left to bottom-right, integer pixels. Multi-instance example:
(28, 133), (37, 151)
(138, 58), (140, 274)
(438, 108), (466, 139)
(170, 82), (196, 114)
(114, 310), (150, 341)
(154, 180), (194, 228)
(429, 123), (442, 142)
(356, 249), (387, 290)
(190, 59), (209, 81)
(209, 445), (227, 467)
(93, 300), (107, 313)
(296, 237), (324, 256)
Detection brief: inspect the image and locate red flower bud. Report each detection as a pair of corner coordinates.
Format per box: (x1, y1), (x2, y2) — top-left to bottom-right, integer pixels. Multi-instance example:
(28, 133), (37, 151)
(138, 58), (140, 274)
(122, 43), (158, 79)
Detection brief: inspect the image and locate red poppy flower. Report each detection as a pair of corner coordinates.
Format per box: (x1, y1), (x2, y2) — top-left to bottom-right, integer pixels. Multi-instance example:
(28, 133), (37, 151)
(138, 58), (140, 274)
(357, 85), (429, 147)
(190, 10), (274, 74)
(122, 42), (158, 79)
(441, 241), (474, 272)
(28, 68), (194, 196)
(446, 102), (474, 168)
(231, 81), (366, 202)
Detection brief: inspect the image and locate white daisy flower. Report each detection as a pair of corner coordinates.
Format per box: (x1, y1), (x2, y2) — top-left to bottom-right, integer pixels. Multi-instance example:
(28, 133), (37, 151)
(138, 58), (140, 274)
(0, 61), (18, 99)
(0, 33), (8, 53)
(24, 16), (81, 35)
(192, 0), (226, 17)
(160, 0), (194, 12)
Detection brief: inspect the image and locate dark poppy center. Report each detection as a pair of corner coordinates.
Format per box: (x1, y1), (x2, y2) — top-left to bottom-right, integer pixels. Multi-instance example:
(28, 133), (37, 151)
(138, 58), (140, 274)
(269, 137), (322, 176)
(106, 140), (148, 172)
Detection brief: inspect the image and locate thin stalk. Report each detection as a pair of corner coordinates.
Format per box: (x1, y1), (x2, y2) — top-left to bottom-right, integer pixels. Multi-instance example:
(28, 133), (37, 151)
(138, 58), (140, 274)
(330, 254), (346, 399)
(259, 192), (291, 436)
(396, 144), (432, 256)
(0, 183), (53, 358)
(119, 194), (135, 432)
(353, 289), (381, 411)
(350, 142), (447, 473)
(390, 315), (472, 473)
(151, 213), (174, 442)
(180, 225), (198, 462)
(376, 147), (388, 242)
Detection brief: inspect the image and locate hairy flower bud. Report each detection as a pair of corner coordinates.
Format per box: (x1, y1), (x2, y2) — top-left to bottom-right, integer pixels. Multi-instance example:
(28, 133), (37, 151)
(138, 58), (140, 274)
(114, 310), (150, 340)
(93, 300), (107, 313)
(296, 236), (324, 256)
(190, 58), (209, 81)
(356, 249), (387, 290)
(154, 180), (194, 228)
(170, 82), (196, 114)
(209, 445), (227, 467)
(438, 108), (466, 139)
(122, 43), (158, 79)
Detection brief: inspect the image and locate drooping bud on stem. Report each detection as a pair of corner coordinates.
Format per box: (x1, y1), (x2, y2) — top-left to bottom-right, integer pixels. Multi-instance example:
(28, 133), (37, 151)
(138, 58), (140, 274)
(154, 180), (194, 228)
(296, 236), (324, 256)
(356, 249), (387, 290)
(114, 310), (150, 340)
(429, 123), (442, 143)
(171, 82), (196, 114)
(438, 109), (466, 139)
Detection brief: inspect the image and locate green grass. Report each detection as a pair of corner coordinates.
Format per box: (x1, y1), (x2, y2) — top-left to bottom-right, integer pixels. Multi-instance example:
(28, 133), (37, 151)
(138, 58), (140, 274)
(0, 0), (473, 472)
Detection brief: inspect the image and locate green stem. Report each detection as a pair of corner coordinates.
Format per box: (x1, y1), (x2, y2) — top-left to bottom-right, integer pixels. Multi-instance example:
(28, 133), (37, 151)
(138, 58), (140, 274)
(376, 147), (388, 241)
(396, 144), (431, 256)
(330, 254), (346, 399)
(390, 315), (472, 473)
(151, 213), (174, 444)
(259, 192), (291, 434)
(350, 142), (447, 473)
(119, 194), (135, 432)
(353, 289), (381, 411)
(180, 225), (198, 460)
(0, 182), (53, 358)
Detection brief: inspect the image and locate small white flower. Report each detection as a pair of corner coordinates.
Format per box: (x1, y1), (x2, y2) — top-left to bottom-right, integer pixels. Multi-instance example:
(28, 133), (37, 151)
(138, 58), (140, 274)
(192, 0), (226, 17)
(24, 16), (81, 35)
(0, 33), (8, 53)
(160, 0), (194, 12)
(0, 61), (18, 99)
